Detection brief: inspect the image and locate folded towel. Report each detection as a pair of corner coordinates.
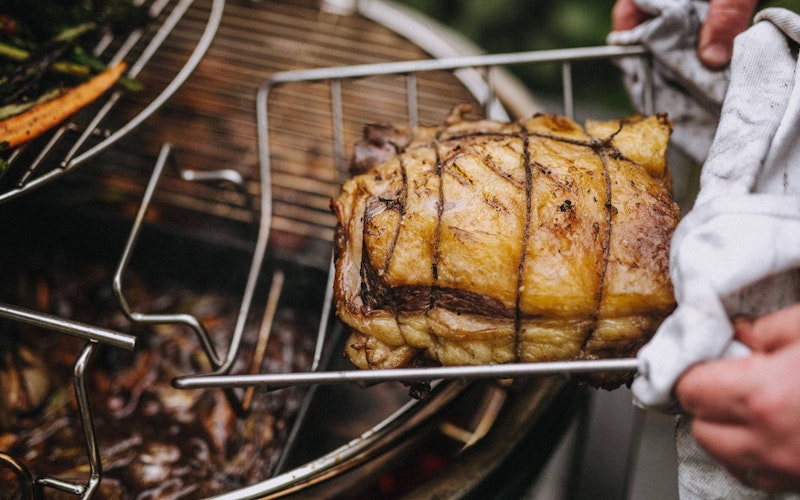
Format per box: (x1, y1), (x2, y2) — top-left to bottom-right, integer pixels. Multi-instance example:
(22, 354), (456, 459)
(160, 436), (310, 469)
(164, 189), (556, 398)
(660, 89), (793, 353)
(610, 5), (800, 497)
(607, 0), (727, 164)
(611, 5), (800, 410)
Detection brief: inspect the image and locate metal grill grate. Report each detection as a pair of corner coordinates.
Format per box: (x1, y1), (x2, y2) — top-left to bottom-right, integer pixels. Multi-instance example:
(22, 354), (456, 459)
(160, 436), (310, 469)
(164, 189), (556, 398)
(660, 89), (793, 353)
(0, 0), (224, 204)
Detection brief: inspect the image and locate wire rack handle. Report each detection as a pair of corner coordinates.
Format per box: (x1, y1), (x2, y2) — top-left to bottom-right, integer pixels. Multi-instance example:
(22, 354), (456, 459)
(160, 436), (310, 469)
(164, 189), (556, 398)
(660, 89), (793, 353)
(1, 342), (104, 499)
(111, 143), (273, 414)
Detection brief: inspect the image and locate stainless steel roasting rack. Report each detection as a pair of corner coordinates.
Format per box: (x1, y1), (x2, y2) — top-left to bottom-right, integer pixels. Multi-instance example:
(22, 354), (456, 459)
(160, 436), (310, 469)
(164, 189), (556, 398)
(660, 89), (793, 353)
(165, 43), (655, 396)
(0, 0), (225, 205)
(140, 43), (656, 499)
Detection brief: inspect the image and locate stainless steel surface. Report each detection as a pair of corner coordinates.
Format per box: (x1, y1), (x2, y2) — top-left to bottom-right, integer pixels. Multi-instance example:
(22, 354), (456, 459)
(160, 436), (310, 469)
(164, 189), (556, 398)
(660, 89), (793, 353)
(0, 304), (136, 351)
(175, 358), (641, 391)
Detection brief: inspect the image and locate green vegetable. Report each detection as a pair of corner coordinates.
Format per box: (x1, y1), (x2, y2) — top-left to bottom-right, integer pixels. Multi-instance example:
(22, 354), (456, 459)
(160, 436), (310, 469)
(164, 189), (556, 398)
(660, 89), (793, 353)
(0, 0), (148, 110)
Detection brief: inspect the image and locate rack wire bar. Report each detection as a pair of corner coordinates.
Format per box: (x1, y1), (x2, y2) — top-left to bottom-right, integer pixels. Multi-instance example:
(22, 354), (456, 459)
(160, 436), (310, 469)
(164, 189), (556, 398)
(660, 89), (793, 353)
(113, 144), (223, 365)
(174, 358), (641, 391)
(264, 45), (649, 86)
(112, 142), (272, 415)
(35, 343), (103, 499)
(145, 60), (281, 384)
(0, 303), (136, 350)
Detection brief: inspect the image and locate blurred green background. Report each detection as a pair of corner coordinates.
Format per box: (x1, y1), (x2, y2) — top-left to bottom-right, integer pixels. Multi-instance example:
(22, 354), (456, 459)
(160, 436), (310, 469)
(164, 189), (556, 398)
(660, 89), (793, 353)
(397, 0), (624, 113)
(395, 0), (800, 115)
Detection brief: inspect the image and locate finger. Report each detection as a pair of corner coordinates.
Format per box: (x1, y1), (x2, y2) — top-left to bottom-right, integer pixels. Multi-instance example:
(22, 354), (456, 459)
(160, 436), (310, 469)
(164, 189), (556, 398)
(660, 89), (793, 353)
(728, 466), (799, 493)
(692, 419), (800, 493)
(735, 303), (800, 353)
(697, 0), (759, 69)
(675, 356), (763, 423)
(753, 470), (800, 494)
(690, 418), (760, 469)
(611, 0), (650, 31)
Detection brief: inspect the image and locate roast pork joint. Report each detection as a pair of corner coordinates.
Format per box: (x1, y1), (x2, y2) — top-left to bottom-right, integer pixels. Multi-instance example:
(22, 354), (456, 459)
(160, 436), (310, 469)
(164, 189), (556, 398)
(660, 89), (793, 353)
(332, 109), (679, 387)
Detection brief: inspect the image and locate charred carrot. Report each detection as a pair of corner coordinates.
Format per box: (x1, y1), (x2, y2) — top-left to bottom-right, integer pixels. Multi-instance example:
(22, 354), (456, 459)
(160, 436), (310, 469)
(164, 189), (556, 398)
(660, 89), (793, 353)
(0, 61), (127, 150)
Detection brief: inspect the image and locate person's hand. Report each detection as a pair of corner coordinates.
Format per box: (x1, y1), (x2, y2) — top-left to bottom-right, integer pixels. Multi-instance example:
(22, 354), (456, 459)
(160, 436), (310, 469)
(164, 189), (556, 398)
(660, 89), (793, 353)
(675, 303), (800, 492)
(612, 0), (760, 69)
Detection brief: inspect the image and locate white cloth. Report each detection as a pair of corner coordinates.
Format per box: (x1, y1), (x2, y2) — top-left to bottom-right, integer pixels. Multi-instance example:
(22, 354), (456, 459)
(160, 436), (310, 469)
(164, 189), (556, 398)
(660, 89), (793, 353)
(616, 4), (800, 411)
(675, 414), (800, 500)
(607, 0), (727, 164)
(610, 4), (800, 499)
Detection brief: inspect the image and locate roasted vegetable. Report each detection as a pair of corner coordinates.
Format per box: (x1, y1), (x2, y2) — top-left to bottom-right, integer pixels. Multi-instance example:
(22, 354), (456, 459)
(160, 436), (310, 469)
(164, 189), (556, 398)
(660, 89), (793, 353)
(0, 0), (147, 153)
(0, 61), (126, 150)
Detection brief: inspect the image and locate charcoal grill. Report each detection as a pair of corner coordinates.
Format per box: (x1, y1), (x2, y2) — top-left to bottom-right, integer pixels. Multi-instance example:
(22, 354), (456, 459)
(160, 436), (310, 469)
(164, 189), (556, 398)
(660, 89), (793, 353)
(0, 1), (662, 498)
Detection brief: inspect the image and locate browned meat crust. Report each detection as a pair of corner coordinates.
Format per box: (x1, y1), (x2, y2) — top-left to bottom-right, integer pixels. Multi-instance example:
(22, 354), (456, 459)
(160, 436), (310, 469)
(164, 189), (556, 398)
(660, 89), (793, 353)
(332, 108), (679, 387)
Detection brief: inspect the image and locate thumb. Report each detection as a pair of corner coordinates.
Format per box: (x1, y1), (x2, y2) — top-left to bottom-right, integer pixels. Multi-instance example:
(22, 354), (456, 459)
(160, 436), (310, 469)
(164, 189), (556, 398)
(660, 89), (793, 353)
(735, 303), (800, 353)
(612, 0), (651, 31)
(697, 0), (758, 69)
